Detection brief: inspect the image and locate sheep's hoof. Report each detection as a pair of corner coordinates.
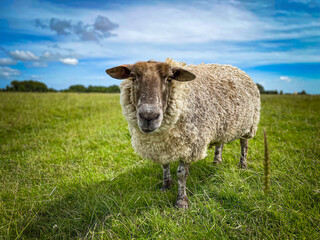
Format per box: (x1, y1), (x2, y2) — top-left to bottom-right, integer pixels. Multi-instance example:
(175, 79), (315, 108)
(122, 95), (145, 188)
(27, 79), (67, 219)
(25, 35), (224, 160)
(161, 179), (173, 191)
(213, 159), (222, 164)
(175, 195), (189, 209)
(239, 162), (247, 169)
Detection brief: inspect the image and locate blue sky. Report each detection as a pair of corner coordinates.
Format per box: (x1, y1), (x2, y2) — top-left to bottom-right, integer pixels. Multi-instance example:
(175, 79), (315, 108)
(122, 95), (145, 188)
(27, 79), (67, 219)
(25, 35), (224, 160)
(0, 0), (319, 93)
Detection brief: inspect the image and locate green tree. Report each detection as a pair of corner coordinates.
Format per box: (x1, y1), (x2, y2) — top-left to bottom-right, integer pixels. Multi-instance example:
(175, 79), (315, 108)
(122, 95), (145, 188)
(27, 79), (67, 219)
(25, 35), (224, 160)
(8, 80), (49, 92)
(85, 85), (120, 93)
(105, 85), (120, 93)
(256, 83), (265, 94)
(264, 90), (278, 94)
(299, 90), (307, 95)
(68, 85), (86, 92)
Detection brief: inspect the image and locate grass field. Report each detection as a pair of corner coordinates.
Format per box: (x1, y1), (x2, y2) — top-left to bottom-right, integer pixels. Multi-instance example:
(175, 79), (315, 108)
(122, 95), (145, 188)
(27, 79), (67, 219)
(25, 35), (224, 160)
(1, 93), (320, 239)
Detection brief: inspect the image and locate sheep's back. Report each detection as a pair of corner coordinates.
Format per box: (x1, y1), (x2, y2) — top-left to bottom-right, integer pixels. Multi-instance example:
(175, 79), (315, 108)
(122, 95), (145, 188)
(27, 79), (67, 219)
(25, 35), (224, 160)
(182, 63), (260, 145)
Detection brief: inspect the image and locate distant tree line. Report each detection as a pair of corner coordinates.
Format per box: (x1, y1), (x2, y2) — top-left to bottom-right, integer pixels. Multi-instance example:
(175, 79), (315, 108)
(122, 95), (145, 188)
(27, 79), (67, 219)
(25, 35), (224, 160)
(2, 80), (120, 93)
(1, 80), (307, 95)
(4, 80), (57, 92)
(62, 84), (120, 93)
(256, 83), (307, 95)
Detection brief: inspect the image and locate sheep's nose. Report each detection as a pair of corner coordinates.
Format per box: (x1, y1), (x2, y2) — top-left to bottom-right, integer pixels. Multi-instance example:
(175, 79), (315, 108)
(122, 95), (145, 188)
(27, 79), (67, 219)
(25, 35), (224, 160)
(138, 104), (163, 133)
(139, 112), (160, 123)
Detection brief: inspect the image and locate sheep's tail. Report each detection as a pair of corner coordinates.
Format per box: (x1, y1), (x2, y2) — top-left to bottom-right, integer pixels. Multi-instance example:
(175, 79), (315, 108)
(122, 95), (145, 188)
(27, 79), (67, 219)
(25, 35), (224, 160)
(165, 58), (187, 68)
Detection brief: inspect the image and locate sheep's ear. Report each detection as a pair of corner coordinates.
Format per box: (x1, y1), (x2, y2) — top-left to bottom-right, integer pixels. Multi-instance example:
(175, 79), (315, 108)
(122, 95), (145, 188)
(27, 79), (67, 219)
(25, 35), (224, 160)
(106, 65), (132, 79)
(171, 67), (196, 82)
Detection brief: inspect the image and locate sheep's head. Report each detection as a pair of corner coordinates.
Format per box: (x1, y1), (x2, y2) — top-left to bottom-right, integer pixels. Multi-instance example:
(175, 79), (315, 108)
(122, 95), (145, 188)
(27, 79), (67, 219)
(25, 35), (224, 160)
(106, 60), (196, 134)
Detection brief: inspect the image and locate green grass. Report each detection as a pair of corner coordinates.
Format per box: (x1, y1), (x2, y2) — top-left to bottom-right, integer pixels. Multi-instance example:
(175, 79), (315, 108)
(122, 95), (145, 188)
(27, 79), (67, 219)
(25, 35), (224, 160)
(1, 93), (320, 239)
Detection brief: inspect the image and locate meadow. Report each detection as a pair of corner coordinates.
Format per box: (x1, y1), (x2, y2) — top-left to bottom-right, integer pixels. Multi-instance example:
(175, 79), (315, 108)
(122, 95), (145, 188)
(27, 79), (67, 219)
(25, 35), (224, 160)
(0, 93), (319, 239)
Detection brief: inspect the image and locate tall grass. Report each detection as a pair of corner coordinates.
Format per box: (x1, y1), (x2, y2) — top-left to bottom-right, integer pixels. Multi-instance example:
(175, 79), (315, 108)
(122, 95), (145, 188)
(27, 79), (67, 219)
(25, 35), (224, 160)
(263, 129), (270, 194)
(1, 93), (320, 239)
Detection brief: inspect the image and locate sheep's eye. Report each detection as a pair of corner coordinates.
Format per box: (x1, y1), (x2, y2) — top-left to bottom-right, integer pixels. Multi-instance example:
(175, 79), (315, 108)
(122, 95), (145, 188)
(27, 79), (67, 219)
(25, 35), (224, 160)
(131, 74), (136, 81)
(167, 77), (172, 82)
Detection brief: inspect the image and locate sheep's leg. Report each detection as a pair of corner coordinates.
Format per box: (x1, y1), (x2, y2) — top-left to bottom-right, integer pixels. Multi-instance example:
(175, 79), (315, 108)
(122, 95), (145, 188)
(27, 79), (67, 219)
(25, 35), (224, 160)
(213, 144), (224, 164)
(161, 164), (173, 191)
(176, 161), (190, 209)
(239, 139), (248, 169)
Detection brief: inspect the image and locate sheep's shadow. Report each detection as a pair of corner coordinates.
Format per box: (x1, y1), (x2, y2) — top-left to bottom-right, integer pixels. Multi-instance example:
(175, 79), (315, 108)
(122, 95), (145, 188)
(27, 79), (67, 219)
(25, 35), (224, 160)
(22, 159), (251, 238)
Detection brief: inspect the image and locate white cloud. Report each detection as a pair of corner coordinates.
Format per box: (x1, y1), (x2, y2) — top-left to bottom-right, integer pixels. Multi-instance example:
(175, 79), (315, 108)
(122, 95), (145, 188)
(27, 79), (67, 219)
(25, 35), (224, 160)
(42, 51), (51, 58)
(35, 15), (119, 42)
(0, 58), (17, 65)
(280, 76), (292, 83)
(32, 62), (48, 67)
(3, 48), (79, 68)
(59, 58), (78, 65)
(0, 67), (21, 78)
(30, 74), (40, 79)
(10, 50), (39, 61)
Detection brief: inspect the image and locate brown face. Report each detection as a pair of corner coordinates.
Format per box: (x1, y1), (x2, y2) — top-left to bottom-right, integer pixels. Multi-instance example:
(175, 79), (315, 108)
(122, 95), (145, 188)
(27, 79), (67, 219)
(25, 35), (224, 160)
(106, 60), (196, 133)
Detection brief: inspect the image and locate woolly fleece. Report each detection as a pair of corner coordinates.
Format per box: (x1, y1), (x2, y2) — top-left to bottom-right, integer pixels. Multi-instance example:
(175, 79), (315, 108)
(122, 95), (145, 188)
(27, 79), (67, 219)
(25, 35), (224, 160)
(120, 59), (261, 164)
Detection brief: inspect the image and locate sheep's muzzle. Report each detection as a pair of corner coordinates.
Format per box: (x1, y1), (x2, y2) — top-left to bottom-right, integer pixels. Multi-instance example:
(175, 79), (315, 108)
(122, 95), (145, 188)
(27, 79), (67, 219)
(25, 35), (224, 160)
(137, 104), (163, 133)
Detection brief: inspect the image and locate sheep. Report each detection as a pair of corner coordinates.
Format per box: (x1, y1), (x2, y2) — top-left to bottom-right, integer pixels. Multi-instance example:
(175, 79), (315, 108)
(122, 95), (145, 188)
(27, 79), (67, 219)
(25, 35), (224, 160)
(105, 58), (260, 209)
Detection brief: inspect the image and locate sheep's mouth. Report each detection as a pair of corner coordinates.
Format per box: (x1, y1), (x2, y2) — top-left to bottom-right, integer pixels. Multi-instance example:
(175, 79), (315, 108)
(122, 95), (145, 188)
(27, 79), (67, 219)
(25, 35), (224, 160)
(138, 122), (161, 134)
(140, 128), (157, 134)
(137, 111), (163, 134)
